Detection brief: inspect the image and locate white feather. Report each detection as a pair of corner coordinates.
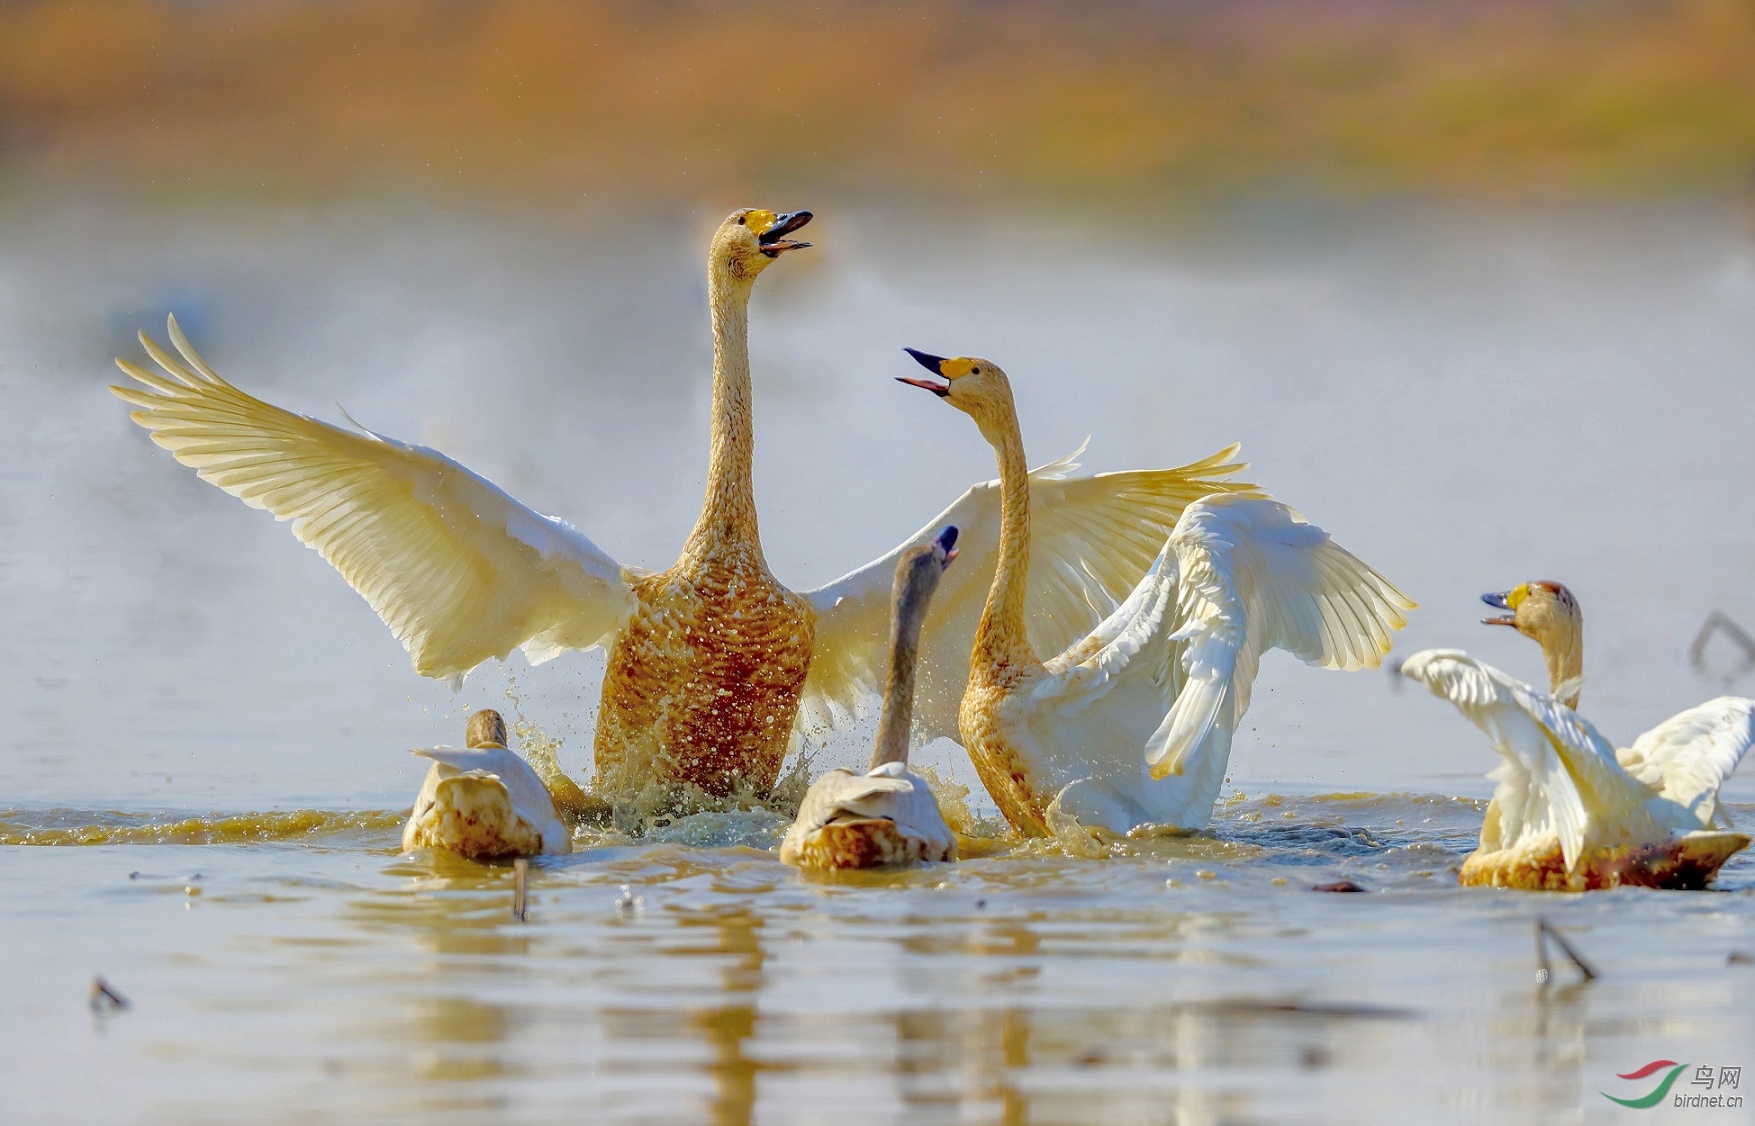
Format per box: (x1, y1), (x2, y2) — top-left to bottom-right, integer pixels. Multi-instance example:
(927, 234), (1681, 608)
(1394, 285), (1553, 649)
(113, 315), (634, 683)
(1013, 495), (1412, 835)
(406, 745), (572, 855)
(1398, 649), (1697, 871)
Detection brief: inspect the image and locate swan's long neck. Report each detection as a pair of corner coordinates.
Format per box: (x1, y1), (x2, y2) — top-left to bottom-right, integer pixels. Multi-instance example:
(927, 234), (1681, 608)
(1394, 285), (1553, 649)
(870, 567), (936, 770)
(972, 404), (1036, 676)
(682, 267), (762, 566)
(1541, 616), (1584, 710)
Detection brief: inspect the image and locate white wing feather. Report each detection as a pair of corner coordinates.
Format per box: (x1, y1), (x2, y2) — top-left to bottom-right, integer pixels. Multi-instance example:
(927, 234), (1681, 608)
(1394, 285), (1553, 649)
(802, 443), (1254, 739)
(1145, 495), (1413, 780)
(1399, 649), (1668, 869)
(1017, 496), (1413, 834)
(1617, 697), (1755, 830)
(113, 317), (634, 681)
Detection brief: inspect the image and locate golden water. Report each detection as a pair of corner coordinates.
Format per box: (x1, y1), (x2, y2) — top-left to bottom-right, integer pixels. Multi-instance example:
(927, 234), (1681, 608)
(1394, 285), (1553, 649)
(4, 793), (1751, 1123)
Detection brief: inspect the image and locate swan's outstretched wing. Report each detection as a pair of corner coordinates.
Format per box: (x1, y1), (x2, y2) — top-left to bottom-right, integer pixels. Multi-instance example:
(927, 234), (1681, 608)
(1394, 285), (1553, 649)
(801, 443), (1255, 739)
(1399, 650), (1663, 868)
(114, 316), (634, 682)
(1143, 495), (1415, 780)
(1617, 697), (1755, 830)
(1020, 496), (1413, 833)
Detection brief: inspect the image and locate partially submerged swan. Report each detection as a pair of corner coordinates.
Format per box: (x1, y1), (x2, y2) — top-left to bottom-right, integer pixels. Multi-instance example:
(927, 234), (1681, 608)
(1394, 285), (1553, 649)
(114, 210), (1249, 803)
(898, 350), (1413, 841)
(782, 527), (960, 869)
(1401, 581), (1753, 890)
(403, 709), (572, 859)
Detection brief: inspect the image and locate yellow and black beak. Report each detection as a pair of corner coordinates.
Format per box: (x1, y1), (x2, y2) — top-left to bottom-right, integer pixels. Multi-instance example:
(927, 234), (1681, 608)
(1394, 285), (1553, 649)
(1481, 590), (1518, 627)
(897, 347), (952, 396)
(757, 210), (813, 257)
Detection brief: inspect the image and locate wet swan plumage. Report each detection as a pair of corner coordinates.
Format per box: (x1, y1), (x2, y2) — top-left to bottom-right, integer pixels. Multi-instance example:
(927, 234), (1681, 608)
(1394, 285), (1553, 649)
(115, 211), (1261, 803)
(898, 350), (1414, 842)
(1401, 581), (1753, 890)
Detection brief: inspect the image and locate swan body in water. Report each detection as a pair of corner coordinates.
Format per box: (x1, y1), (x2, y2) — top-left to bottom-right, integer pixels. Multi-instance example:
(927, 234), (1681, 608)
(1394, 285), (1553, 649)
(782, 528), (960, 869)
(1401, 581), (1752, 890)
(896, 350), (1414, 842)
(403, 709), (572, 859)
(113, 210), (1251, 803)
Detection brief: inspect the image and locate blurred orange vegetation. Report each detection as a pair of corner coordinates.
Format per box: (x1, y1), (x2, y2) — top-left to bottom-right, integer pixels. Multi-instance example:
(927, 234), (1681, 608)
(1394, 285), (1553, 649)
(0, 0), (1751, 207)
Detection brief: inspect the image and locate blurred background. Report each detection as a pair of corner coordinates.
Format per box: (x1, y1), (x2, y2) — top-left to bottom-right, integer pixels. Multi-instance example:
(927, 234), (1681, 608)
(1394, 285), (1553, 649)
(4, 0), (1755, 809)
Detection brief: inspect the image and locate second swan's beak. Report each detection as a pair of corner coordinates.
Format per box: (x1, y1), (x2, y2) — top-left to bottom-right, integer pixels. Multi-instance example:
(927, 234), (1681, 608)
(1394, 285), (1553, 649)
(758, 210), (813, 257)
(935, 525), (959, 567)
(1481, 590), (1516, 627)
(897, 347), (951, 396)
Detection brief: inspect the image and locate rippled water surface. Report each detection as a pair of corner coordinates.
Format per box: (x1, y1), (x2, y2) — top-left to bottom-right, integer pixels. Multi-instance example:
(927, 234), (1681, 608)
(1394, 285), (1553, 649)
(5, 796), (1753, 1124)
(5, 201), (1755, 1122)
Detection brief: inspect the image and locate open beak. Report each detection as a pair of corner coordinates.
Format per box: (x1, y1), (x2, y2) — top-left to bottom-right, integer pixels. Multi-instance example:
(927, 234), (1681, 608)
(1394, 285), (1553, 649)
(758, 210), (813, 257)
(1481, 591), (1516, 627)
(897, 347), (951, 396)
(935, 525), (959, 567)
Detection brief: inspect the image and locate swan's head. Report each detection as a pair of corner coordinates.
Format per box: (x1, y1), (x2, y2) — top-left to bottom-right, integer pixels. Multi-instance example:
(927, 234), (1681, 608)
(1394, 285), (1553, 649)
(1482, 581), (1579, 642)
(888, 527), (958, 659)
(465, 709), (509, 750)
(1483, 581), (1584, 705)
(898, 349), (1015, 437)
(711, 208), (812, 281)
(897, 524), (959, 589)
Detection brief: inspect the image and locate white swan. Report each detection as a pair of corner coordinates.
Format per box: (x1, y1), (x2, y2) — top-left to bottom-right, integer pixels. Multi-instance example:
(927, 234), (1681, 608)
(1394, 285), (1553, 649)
(1400, 581), (1752, 889)
(111, 210), (1255, 803)
(403, 709), (572, 858)
(782, 528), (959, 869)
(895, 350), (1414, 841)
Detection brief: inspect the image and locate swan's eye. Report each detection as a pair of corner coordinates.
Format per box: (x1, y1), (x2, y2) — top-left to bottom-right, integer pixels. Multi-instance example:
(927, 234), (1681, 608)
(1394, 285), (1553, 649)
(736, 216), (746, 225)
(970, 367), (980, 374)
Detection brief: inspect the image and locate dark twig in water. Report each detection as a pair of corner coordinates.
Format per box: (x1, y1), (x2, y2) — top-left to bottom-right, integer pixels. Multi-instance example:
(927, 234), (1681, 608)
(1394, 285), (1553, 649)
(511, 858), (529, 923)
(1689, 611), (1755, 676)
(89, 976), (129, 1012)
(1535, 917), (1596, 984)
(1312, 879), (1367, 893)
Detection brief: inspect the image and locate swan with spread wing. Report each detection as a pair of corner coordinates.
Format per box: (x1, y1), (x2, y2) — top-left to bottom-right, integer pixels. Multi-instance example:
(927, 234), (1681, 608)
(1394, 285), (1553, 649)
(1401, 581), (1752, 890)
(895, 350), (1414, 841)
(112, 209), (1249, 802)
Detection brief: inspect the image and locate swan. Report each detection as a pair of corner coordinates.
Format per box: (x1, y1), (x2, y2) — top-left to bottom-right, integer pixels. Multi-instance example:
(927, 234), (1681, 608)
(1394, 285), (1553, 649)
(1400, 581), (1753, 890)
(896, 349), (1414, 840)
(782, 527), (960, 869)
(403, 709), (572, 858)
(113, 209), (1251, 803)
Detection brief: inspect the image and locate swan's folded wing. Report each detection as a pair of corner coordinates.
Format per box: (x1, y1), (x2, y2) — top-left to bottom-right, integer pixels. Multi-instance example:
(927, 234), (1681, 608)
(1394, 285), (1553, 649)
(1145, 496), (1415, 780)
(786, 768), (919, 835)
(1618, 697), (1755, 830)
(412, 746), (562, 825)
(114, 316), (634, 682)
(800, 442), (1254, 740)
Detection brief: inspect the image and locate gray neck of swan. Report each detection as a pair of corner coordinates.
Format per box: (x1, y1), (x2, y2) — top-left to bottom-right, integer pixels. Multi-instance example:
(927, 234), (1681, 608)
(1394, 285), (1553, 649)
(869, 562), (938, 770)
